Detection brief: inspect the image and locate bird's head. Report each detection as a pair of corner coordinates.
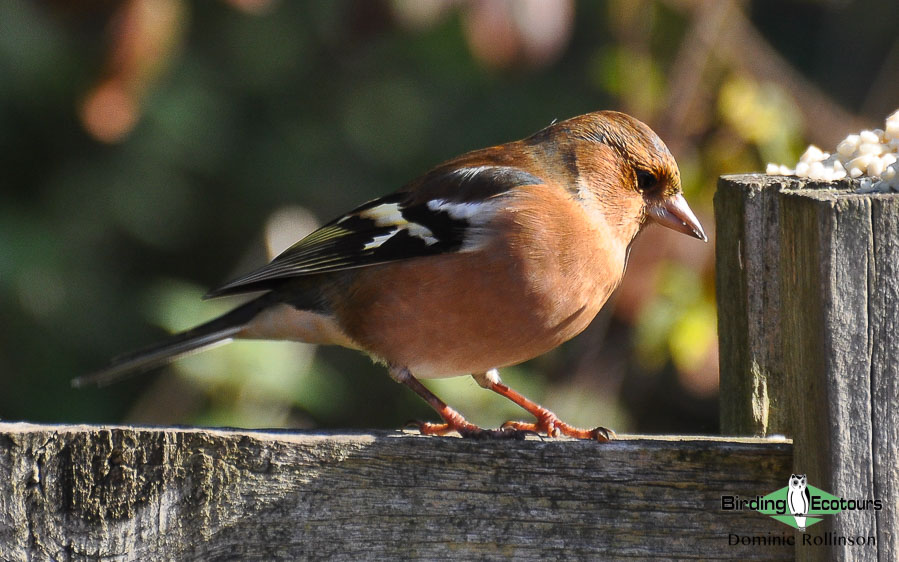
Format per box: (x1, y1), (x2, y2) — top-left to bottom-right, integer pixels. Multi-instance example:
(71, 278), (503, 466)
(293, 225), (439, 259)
(548, 111), (707, 243)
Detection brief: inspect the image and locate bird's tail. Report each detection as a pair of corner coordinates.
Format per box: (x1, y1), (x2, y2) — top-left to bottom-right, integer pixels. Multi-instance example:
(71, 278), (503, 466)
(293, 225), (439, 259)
(72, 295), (274, 388)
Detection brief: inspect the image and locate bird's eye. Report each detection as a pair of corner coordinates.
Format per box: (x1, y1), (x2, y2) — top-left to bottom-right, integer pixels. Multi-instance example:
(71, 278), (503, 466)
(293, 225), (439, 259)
(636, 170), (658, 191)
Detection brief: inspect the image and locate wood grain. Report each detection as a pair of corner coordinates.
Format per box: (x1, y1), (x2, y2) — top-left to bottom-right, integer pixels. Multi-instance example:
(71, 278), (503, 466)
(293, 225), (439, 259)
(716, 174), (898, 561)
(0, 423), (793, 561)
(715, 174), (789, 436)
(870, 196), (899, 558)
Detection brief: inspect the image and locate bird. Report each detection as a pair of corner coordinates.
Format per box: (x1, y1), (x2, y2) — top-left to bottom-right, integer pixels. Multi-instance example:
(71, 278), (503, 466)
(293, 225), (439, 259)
(74, 110), (707, 440)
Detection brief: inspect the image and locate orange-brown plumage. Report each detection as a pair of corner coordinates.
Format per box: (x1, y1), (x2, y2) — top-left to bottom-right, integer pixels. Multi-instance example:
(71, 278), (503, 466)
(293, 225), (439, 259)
(334, 182), (625, 377)
(77, 110), (706, 440)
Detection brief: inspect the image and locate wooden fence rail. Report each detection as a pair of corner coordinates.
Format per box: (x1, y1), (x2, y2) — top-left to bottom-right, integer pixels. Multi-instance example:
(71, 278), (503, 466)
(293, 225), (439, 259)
(0, 424), (792, 561)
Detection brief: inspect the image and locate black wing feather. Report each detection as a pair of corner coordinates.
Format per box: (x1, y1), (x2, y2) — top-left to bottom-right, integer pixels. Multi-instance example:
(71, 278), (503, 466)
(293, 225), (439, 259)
(206, 166), (544, 298)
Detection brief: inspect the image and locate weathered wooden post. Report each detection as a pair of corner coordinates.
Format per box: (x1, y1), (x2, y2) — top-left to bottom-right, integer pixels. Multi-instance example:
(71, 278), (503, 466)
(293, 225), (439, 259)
(716, 174), (898, 560)
(715, 174), (791, 437)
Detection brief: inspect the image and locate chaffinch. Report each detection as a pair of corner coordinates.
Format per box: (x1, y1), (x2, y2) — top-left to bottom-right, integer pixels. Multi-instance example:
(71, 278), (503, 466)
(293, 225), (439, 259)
(76, 110), (707, 440)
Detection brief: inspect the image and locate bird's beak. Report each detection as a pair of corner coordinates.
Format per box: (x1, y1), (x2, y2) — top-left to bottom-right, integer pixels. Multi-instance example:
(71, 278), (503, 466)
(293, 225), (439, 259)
(648, 193), (708, 242)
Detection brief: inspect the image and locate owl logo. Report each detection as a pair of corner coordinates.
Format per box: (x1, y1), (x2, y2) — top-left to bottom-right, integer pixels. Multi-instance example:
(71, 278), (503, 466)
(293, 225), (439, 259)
(788, 474), (810, 530)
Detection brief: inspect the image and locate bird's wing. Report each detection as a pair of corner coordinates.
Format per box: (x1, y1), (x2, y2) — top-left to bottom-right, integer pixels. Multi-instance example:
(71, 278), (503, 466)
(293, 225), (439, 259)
(205, 165), (544, 297)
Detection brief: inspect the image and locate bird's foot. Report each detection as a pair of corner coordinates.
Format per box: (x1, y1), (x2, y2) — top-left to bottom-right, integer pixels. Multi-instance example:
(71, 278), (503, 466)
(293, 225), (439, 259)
(406, 420), (527, 440)
(474, 372), (614, 442)
(501, 412), (615, 442)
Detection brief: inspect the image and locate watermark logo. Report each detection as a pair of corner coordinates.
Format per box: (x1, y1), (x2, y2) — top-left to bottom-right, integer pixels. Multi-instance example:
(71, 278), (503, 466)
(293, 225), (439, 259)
(759, 474), (842, 530)
(721, 473), (883, 540)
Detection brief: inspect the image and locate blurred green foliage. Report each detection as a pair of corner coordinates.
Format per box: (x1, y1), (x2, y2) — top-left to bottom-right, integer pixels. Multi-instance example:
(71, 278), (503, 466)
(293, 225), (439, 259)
(0, 0), (895, 433)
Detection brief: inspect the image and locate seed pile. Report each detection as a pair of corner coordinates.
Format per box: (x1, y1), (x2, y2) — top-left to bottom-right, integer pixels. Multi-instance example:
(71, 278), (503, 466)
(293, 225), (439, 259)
(766, 109), (899, 193)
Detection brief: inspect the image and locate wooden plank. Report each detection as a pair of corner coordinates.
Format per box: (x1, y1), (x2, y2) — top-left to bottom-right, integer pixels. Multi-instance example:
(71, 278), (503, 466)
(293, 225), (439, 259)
(869, 196), (899, 557)
(716, 174), (898, 561)
(0, 423), (793, 561)
(715, 174), (788, 436)
(779, 189), (877, 562)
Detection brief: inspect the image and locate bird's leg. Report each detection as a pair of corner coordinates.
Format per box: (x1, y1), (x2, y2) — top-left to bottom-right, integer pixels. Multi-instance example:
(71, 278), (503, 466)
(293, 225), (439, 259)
(472, 369), (615, 442)
(389, 365), (523, 439)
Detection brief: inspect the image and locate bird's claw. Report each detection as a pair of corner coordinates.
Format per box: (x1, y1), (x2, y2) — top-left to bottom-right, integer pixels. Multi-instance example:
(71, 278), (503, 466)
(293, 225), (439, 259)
(406, 420), (527, 440)
(501, 414), (614, 442)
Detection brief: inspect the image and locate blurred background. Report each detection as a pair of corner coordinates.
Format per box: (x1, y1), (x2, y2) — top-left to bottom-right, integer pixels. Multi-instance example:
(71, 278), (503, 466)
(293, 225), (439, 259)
(1, 0), (896, 433)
